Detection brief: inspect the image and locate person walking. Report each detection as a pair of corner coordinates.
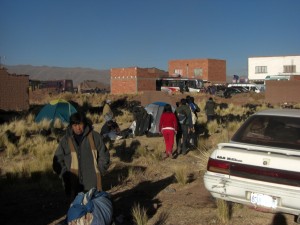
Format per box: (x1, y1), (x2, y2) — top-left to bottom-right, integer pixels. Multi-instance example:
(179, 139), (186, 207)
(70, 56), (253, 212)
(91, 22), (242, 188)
(175, 98), (193, 155)
(52, 112), (110, 204)
(205, 97), (216, 122)
(159, 104), (178, 159)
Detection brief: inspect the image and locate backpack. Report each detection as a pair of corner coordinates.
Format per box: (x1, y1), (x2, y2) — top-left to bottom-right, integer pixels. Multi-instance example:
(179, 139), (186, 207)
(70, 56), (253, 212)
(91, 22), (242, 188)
(177, 111), (187, 124)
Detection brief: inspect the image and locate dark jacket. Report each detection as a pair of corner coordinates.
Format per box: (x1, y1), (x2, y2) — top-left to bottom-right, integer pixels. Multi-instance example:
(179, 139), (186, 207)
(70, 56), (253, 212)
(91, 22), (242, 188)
(175, 104), (193, 129)
(53, 124), (110, 196)
(205, 99), (216, 116)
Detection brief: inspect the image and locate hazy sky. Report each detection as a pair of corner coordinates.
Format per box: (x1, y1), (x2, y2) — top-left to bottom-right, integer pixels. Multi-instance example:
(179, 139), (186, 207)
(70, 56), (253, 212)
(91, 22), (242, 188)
(1, 0), (300, 76)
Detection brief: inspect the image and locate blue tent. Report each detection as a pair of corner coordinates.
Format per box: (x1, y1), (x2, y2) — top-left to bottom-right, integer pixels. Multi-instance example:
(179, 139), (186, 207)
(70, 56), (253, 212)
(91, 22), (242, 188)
(35, 99), (77, 124)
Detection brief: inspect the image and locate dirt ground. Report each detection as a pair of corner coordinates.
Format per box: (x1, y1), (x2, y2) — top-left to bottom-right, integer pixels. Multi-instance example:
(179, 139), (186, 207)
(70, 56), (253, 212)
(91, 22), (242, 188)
(47, 135), (298, 225)
(1, 91), (298, 225)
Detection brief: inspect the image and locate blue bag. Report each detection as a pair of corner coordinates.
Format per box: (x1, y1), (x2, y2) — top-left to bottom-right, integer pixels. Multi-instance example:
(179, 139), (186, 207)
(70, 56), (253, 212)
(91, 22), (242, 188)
(67, 188), (113, 225)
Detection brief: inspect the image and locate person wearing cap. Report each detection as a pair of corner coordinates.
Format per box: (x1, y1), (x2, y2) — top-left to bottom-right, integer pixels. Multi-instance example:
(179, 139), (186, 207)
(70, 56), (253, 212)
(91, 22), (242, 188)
(102, 99), (113, 120)
(52, 112), (110, 203)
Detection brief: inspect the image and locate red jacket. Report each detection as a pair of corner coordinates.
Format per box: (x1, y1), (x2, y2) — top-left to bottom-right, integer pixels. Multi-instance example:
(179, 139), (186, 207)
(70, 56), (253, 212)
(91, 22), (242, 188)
(159, 112), (178, 133)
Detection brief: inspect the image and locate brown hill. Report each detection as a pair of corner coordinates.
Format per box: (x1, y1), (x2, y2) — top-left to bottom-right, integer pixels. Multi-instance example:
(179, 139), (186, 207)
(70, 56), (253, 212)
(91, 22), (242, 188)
(6, 65), (110, 86)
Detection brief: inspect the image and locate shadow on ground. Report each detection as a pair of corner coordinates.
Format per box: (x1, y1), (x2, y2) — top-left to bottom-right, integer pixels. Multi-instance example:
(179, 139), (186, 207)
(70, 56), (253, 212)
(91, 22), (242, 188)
(0, 171), (69, 225)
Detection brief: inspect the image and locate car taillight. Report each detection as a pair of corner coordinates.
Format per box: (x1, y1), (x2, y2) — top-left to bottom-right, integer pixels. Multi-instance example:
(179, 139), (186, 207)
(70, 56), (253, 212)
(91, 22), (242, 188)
(207, 158), (230, 175)
(207, 158), (300, 187)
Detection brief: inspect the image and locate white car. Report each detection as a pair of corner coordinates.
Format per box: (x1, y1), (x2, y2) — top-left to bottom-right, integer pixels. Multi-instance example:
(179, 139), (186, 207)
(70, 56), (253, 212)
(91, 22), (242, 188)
(204, 109), (300, 223)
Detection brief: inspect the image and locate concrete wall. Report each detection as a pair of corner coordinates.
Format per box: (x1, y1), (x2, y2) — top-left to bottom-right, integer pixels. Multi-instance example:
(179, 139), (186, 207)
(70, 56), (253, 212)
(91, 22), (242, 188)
(265, 79), (300, 104)
(0, 68), (29, 111)
(168, 58), (226, 83)
(248, 55), (300, 80)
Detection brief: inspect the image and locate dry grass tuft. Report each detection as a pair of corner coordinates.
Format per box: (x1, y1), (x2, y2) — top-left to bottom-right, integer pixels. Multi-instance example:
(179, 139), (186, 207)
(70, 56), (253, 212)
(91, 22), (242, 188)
(216, 199), (230, 224)
(131, 203), (148, 225)
(174, 165), (189, 185)
(206, 120), (219, 134)
(196, 145), (214, 173)
(127, 166), (146, 184)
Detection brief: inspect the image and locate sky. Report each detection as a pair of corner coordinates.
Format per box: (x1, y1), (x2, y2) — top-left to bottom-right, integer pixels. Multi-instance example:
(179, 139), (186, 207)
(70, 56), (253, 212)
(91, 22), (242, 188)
(1, 0), (300, 77)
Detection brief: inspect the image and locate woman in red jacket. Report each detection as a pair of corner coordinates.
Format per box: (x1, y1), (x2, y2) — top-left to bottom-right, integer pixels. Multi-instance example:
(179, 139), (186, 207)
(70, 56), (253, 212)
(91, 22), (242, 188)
(159, 104), (178, 158)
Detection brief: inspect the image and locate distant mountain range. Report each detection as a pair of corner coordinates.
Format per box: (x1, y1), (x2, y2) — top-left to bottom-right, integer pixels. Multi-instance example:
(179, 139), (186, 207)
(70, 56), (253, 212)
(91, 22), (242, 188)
(6, 65), (110, 86)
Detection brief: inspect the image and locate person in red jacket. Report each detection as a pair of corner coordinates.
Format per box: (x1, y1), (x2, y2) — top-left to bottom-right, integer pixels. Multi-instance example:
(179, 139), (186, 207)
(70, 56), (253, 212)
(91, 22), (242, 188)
(159, 104), (178, 158)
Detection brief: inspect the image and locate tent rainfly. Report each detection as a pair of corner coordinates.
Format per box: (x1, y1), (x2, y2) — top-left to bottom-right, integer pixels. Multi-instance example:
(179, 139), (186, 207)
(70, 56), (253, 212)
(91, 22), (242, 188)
(35, 99), (77, 124)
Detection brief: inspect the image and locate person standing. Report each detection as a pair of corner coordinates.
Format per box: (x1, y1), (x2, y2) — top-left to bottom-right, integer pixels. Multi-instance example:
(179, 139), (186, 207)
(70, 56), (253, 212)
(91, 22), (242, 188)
(102, 99), (113, 120)
(205, 97), (216, 122)
(159, 104), (178, 158)
(175, 98), (193, 155)
(52, 112), (110, 203)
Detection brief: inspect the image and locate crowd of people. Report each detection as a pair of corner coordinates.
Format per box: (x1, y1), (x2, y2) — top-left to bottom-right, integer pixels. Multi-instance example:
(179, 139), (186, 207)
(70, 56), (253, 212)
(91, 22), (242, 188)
(159, 95), (216, 159)
(52, 96), (216, 224)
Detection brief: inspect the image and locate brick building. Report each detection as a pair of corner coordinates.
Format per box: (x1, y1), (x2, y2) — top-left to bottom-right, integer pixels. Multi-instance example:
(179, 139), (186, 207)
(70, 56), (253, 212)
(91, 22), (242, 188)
(265, 77), (300, 104)
(168, 58), (226, 83)
(0, 67), (29, 111)
(110, 67), (168, 94)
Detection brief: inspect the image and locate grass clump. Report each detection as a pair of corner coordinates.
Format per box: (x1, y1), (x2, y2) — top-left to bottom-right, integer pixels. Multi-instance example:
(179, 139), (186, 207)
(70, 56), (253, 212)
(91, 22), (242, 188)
(206, 120), (219, 134)
(216, 199), (230, 224)
(174, 165), (189, 185)
(132, 203), (148, 225)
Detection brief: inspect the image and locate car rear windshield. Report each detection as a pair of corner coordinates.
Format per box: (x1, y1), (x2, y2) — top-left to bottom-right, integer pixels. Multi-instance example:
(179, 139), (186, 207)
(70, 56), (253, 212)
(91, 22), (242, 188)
(232, 115), (300, 150)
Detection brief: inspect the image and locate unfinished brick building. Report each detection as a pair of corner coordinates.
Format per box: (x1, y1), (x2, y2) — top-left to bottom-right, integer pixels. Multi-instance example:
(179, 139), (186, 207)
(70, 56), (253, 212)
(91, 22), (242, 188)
(110, 67), (168, 94)
(0, 67), (29, 111)
(168, 58), (226, 84)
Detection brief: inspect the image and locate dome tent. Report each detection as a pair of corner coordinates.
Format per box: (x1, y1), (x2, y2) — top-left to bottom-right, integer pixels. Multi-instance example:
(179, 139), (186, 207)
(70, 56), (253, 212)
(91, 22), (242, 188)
(145, 101), (175, 136)
(35, 99), (77, 124)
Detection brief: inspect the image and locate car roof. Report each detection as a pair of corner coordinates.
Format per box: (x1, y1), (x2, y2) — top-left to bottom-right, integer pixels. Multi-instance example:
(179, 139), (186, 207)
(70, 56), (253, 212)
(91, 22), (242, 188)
(255, 108), (300, 117)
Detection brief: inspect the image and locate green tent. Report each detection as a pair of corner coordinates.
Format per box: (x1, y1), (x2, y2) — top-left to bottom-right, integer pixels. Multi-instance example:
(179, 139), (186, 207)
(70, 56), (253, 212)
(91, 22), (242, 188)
(35, 99), (77, 124)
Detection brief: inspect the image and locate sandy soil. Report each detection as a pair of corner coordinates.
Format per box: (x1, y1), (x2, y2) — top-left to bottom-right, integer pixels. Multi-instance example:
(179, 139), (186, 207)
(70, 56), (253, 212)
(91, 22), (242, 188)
(2, 91), (298, 225)
(48, 134), (297, 225)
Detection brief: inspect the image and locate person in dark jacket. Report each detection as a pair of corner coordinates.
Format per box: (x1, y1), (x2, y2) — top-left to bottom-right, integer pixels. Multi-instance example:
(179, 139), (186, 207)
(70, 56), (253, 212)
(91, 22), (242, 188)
(204, 97), (216, 122)
(159, 104), (178, 158)
(175, 98), (193, 155)
(53, 112), (110, 203)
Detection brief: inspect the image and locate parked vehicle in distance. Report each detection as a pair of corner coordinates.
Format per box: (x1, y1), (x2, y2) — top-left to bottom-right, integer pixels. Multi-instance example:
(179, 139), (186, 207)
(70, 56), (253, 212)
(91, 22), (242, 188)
(216, 87), (243, 98)
(204, 109), (300, 223)
(156, 77), (204, 93)
(228, 83), (264, 93)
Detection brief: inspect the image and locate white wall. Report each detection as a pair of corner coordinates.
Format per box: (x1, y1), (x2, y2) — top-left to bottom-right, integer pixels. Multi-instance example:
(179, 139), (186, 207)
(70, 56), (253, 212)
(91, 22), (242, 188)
(248, 55), (300, 80)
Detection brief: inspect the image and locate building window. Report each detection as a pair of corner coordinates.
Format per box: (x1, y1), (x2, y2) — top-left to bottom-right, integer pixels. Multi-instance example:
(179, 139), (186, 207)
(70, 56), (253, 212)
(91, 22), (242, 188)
(283, 65), (296, 73)
(255, 66), (267, 73)
(194, 68), (203, 77)
(174, 69), (183, 76)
